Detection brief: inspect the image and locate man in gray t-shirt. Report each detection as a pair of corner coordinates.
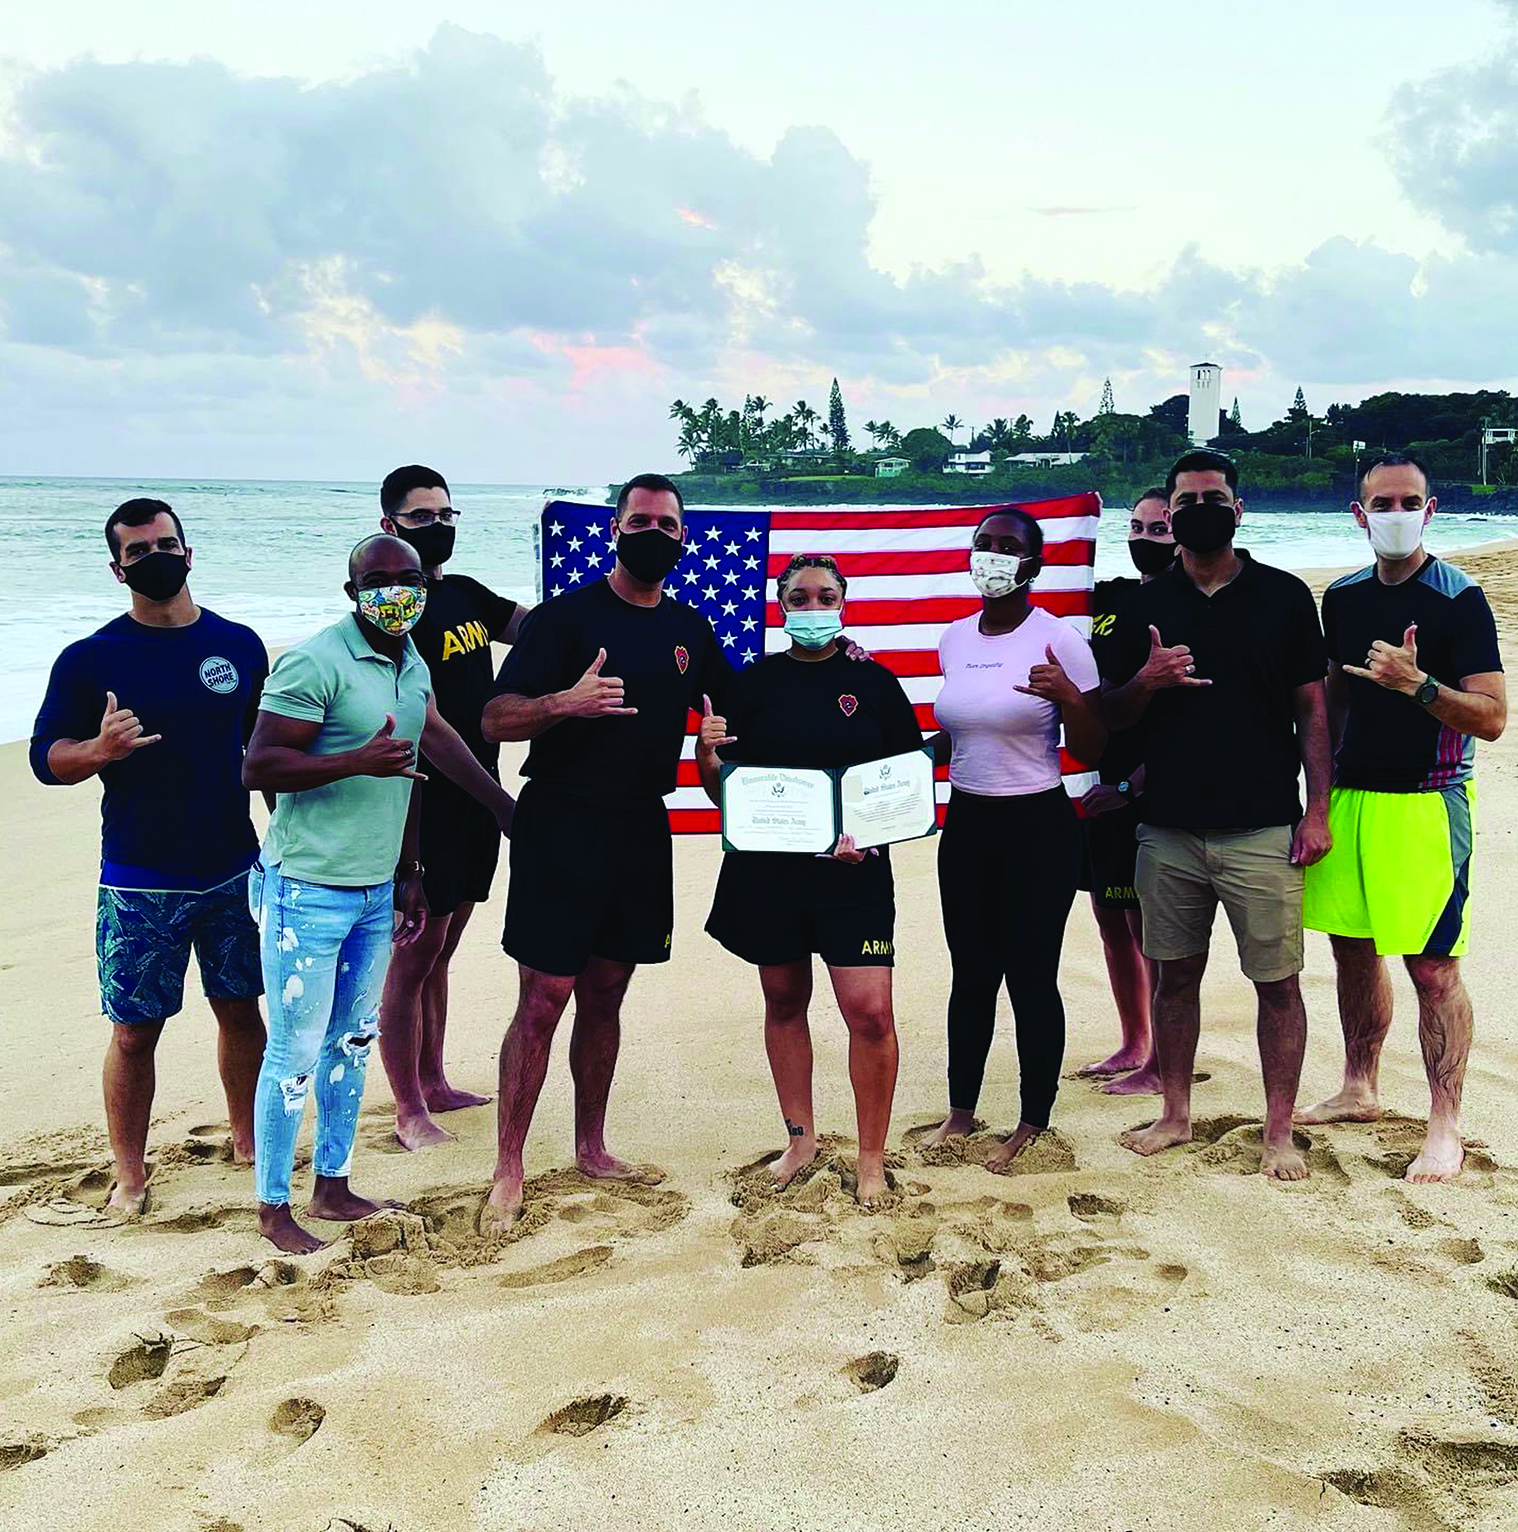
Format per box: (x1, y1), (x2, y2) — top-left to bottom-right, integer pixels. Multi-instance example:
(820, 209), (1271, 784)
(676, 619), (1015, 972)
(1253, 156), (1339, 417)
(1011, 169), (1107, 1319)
(243, 534), (513, 1255)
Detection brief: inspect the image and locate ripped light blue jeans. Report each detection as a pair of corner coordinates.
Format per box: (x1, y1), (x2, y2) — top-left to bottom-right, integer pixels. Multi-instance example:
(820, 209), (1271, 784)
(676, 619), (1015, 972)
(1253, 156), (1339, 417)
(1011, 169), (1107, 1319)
(250, 861), (394, 1207)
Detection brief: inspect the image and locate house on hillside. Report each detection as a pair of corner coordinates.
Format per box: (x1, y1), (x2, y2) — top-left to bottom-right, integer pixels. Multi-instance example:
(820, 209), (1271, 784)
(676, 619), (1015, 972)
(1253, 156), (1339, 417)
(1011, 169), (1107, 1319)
(944, 451), (993, 475)
(875, 456), (909, 478)
(1006, 451), (1087, 468)
(780, 448), (833, 467)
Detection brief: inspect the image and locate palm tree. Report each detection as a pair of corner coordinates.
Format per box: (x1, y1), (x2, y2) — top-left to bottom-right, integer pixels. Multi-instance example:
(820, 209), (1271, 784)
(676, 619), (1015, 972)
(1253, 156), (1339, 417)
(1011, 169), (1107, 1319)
(793, 400), (819, 450)
(876, 419), (901, 450)
(863, 418), (882, 448)
(941, 414), (964, 443)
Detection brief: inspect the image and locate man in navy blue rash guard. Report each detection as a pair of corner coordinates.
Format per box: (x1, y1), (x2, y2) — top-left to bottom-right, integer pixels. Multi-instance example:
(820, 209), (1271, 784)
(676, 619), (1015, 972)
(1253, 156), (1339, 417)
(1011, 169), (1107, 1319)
(31, 498), (269, 1218)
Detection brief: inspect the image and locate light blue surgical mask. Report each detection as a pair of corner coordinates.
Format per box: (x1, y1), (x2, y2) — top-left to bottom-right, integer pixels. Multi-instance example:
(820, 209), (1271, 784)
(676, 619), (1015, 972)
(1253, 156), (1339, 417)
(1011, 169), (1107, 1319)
(783, 608), (844, 650)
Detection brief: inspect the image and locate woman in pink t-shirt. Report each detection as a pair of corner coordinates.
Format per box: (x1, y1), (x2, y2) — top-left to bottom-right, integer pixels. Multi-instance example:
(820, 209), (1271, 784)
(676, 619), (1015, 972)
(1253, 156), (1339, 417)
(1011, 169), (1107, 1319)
(924, 507), (1106, 1169)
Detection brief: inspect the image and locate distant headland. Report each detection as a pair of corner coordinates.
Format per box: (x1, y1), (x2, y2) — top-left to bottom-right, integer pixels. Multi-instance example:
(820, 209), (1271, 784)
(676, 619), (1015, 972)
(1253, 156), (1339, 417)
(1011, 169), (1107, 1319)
(603, 380), (1518, 511)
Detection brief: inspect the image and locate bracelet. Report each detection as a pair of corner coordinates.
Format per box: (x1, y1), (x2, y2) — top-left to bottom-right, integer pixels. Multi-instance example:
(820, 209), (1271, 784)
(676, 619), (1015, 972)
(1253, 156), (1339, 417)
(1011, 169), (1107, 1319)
(397, 859), (424, 876)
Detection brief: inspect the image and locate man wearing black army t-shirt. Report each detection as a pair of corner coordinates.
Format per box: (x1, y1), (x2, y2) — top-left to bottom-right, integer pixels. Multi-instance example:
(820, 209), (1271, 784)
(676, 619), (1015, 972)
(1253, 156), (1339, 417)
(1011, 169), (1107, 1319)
(480, 473), (733, 1224)
(375, 466), (525, 1151)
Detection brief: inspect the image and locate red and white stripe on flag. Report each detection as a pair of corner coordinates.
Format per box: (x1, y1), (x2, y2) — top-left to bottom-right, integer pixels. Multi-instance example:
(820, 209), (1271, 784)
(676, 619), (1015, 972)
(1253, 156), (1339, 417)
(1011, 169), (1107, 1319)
(665, 493), (1101, 833)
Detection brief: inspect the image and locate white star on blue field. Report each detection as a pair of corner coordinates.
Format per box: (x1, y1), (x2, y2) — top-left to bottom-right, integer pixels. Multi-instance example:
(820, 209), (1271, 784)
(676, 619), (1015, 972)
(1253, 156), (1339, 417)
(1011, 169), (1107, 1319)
(543, 504), (772, 666)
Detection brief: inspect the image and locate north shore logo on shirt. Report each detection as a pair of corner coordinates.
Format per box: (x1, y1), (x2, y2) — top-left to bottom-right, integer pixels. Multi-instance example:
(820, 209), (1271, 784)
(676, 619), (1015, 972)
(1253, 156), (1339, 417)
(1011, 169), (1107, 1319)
(198, 655), (239, 694)
(674, 644), (689, 674)
(838, 694), (858, 717)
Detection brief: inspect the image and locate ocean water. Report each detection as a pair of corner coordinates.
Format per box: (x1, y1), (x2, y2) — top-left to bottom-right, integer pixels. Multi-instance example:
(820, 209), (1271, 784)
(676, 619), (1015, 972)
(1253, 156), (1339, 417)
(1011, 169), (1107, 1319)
(7, 475), (1514, 741)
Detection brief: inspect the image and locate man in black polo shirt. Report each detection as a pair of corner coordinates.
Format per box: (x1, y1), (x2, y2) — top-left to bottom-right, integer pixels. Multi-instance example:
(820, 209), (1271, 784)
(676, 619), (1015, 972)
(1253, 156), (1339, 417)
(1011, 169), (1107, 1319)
(374, 465), (524, 1151)
(479, 473), (733, 1223)
(1105, 449), (1332, 1180)
(1299, 453), (1505, 1182)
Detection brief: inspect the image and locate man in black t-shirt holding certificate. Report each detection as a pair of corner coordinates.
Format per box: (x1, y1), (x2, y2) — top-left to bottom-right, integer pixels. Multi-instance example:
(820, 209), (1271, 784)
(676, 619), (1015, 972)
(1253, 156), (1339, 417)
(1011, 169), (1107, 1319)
(480, 474), (733, 1224)
(374, 466), (523, 1152)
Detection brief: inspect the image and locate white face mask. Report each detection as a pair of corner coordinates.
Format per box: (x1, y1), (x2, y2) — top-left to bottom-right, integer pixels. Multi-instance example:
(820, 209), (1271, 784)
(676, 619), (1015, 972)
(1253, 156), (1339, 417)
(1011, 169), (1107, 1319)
(1363, 508), (1426, 559)
(969, 550), (1031, 599)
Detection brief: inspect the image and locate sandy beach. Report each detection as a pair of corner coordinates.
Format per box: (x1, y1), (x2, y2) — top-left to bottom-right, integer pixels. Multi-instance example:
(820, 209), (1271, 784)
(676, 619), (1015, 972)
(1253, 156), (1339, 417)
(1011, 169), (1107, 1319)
(3, 545), (1518, 1532)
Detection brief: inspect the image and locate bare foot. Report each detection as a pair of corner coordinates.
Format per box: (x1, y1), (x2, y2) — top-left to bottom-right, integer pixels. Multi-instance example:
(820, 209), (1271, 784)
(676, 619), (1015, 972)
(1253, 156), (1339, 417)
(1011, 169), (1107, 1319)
(769, 1138), (819, 1189)
(423, 1082), (492, 1113)
(855, 1154), (891, 1207)
(259, 1202), (325, 1254)
(1102, 1065), (1163, 1096)
(575, 1150), (663, 1185)
(1294, 1086), (1381, 1125)
(985, 1122), (1041, 1172)
(106, 1180), (150, 1220)
(481, 1171), (524, 1229)
(1260, 1137), (1310, 1182)
(394, 1113), (454, 1152)
(1120, 1116), (1192, 1157)
(1080, 1046), (1151, 1077)
(1407, 1121), (1464, 1183)
(922, 1109), (976, 1147)
(306, 1175), (405, 1222)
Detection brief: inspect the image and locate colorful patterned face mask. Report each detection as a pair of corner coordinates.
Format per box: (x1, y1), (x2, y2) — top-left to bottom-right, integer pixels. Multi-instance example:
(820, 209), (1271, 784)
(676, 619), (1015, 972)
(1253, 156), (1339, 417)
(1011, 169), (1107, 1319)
(357, 582), (427, 636)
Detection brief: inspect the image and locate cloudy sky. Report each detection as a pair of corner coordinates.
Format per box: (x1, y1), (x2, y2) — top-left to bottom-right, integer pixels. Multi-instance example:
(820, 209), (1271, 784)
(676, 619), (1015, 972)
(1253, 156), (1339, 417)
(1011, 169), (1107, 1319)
(1, 0), (1515, 483)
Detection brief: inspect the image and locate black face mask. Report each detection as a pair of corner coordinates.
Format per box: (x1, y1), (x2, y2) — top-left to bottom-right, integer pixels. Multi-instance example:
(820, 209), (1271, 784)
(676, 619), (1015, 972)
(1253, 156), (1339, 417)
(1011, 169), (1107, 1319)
(616, 527), (684, 584)
(120, 551), (190, 602)
(1170, 503), (1236, 555)
(1128, 538), (1178, 576)
(394, 522), (455, 568)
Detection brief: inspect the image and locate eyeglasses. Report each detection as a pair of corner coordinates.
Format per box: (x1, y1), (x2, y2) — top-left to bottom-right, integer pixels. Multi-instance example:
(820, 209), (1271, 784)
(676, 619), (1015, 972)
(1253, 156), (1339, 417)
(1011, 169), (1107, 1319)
(395, 508), (459, 527)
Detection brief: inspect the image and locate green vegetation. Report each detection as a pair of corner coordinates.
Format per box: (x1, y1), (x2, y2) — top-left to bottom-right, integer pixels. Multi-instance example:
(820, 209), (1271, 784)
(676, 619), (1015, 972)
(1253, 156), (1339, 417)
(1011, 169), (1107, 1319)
(635, 384), (1518, 508)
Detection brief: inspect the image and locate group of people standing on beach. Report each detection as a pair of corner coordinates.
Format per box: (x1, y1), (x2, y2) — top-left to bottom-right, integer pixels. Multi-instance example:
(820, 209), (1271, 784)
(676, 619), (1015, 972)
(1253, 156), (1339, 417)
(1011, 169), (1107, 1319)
(30, 446), (1506, 1252)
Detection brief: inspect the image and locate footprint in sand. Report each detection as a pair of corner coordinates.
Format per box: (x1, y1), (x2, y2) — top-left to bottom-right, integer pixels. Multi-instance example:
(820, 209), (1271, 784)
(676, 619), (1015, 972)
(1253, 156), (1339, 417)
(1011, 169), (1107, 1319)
(39, 1254), (136, 1292)
(1437, 1237), (1485, 1265)
(1487, 1268), (1518, 1301)
(842, 1352), (899, 1393)
(1321, 1466), (1446, 1531)
(142, 1205), (252, 1235)
(106, 1334), (174, 1389)
(537, 1394), (629, 1438)
(0, 1438), (54, 1473)
(498, 1245), (614, 1289)
(1067, 1192), (1127, 1226)
(270, 1397), (325, 1445)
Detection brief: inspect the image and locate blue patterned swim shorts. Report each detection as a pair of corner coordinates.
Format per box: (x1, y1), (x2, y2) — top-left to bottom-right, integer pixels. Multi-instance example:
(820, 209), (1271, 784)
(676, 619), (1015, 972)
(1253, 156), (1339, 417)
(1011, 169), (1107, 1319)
(96, 871), (264, 1026)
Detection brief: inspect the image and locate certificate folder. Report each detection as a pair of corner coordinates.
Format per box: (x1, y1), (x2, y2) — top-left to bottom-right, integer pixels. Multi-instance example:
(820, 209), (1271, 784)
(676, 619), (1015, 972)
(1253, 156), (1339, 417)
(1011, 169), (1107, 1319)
(719, 746), (937, 854)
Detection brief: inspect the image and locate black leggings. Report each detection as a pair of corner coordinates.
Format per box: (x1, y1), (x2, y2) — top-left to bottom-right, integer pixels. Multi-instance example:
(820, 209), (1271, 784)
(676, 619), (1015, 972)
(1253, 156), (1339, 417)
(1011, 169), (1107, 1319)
(936, 785), (1080, 1128)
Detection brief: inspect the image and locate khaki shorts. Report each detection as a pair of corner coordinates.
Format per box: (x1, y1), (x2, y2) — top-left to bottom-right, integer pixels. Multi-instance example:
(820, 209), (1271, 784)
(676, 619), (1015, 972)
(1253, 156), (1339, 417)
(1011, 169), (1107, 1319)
(1135, 824), (1304, 982)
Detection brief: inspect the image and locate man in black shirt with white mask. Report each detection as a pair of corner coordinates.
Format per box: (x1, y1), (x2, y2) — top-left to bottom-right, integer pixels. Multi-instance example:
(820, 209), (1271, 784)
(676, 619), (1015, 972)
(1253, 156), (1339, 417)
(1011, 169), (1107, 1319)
(376, 465), (524, 1151)
(480, 473), (732, 1223)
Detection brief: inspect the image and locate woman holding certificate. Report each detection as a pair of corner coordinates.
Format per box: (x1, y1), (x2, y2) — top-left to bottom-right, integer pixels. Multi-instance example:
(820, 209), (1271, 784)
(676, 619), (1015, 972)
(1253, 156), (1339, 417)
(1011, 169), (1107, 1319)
(925, 508), (1106, 1169)
(696, 554), (925, 1206)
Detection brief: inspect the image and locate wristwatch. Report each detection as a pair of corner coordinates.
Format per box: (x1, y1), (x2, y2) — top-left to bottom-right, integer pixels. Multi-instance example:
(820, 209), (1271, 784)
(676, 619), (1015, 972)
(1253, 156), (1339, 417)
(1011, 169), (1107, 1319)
(1116, 779), (1132, 796)
(1414, 674), (1439, 707)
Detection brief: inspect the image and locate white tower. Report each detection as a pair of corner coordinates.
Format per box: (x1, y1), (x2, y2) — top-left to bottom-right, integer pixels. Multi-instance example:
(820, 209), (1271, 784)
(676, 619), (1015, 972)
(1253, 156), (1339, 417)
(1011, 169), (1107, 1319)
(1188, 362), (1222, 445)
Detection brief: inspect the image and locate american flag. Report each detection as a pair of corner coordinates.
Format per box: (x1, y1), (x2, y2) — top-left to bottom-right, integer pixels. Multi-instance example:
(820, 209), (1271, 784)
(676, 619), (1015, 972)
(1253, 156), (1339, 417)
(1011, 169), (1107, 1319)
(539, 493), (1101, 832)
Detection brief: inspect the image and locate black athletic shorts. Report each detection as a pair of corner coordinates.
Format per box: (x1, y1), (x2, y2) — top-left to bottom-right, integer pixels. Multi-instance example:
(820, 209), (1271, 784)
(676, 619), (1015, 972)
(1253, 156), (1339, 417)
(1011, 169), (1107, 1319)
(418, 780), (502, 917)
(1078, 802), (1141, 910)
(706, 849), (896, 968)
(502, 781), (673, 977)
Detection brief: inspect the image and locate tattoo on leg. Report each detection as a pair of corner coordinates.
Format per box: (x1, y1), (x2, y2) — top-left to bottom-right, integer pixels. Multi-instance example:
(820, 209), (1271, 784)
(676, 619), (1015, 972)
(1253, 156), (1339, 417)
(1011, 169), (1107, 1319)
(785, 1118), (806, 1138)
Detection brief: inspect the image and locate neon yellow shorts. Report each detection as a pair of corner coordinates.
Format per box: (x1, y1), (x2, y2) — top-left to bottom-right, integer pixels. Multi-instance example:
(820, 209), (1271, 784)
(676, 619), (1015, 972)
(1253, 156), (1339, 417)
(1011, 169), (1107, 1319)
(1303, 782), (1475, 957)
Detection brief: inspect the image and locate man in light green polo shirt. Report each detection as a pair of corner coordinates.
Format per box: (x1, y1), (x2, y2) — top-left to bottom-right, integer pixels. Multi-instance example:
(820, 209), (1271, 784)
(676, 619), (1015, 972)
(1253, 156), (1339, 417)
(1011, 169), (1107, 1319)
(243, 534), (514, 1254)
